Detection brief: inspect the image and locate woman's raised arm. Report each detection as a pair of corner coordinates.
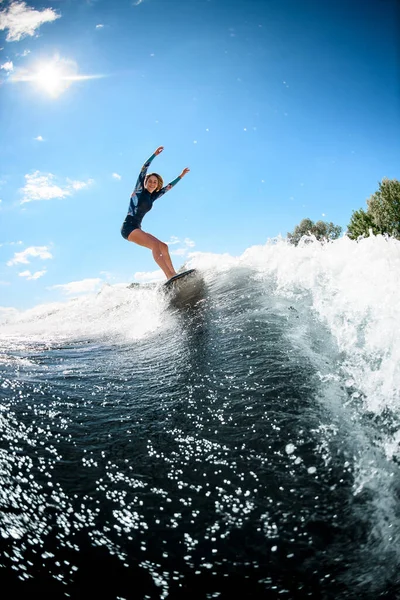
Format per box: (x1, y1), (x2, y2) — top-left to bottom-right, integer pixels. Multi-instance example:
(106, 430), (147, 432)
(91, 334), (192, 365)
(156, 166), (190, 199)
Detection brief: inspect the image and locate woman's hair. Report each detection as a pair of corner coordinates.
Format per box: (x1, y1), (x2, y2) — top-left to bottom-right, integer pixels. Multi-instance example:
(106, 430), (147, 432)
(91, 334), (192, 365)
(145, 172), (163, 192)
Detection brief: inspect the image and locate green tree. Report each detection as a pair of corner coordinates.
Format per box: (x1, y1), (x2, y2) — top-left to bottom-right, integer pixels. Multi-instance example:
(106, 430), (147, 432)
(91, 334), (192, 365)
(347, 178), (400, 239)
(367, 178), (400, 238)
(347, 208), (378, 239)
(287, 218), (342, 246)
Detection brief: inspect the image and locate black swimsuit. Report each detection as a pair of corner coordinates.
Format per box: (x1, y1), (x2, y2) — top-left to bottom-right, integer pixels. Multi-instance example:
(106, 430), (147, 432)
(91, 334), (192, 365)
(121, 153), (181, 240)
(120, 189), (153, 240)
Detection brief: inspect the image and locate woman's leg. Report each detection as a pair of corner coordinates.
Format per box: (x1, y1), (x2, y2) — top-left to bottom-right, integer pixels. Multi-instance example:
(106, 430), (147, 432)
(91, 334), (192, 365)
(128, 229), (177, 279)
(161, 242), (177, 275)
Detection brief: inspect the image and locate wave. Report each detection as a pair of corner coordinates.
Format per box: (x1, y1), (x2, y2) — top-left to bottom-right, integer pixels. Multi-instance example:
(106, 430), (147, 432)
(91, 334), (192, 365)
(2, 235), (399, 410)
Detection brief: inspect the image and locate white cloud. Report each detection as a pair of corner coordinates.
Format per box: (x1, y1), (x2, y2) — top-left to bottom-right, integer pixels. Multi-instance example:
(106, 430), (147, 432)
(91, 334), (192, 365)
(48, 278), (103, 295)
(0, 1), (60, 42)
(34, 135), (43, 141)
(7, 245), (52, 266)
(134, 270), (164, 283)
(95, 24), (104, 29)
(0, 60), (13, 71)
(20, 171), (93, 204)
(19, 268), (46, 280)
(167, 236), (180, 246)
(0, 240), (23, 248)
(169, 237), (196, 257)
(112, 172), (122, 180)
(170, 248), (186, 257)
(21, 172), (70, 203)
(68, 178), (94, 191)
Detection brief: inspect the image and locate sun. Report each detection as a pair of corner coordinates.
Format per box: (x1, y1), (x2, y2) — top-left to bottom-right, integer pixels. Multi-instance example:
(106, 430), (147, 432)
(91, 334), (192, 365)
(35, 63), (64, 96)
(30, 57), (74, 97)
(10, 55), (104, 98)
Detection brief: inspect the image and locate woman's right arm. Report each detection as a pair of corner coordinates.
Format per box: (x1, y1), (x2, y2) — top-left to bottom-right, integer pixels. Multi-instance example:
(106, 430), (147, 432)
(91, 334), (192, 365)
(132, 146), (164, 195)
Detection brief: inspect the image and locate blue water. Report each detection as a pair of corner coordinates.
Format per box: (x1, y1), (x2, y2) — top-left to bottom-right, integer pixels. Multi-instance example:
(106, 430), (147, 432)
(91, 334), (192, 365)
(1, 238), (400, 599)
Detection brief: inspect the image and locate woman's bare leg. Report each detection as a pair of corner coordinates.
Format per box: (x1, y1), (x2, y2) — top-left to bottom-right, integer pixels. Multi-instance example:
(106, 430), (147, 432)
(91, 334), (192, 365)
(161, 244), (176, 275)
(128, 229), (177, 279)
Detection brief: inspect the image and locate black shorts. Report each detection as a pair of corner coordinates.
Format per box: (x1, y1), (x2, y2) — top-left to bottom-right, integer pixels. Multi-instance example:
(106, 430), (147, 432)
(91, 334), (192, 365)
(121, 216), (141, 240)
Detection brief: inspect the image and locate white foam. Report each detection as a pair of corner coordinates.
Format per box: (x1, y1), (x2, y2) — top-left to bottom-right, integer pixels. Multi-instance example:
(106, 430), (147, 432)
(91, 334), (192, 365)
(186, 235), (400, 421)
(0, 283), (167, 343)
(238, 235), (400, 416)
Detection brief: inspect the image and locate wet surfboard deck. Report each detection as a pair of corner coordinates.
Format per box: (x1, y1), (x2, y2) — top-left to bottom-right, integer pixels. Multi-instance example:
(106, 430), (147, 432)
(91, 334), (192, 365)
(164, 269), (197, 288)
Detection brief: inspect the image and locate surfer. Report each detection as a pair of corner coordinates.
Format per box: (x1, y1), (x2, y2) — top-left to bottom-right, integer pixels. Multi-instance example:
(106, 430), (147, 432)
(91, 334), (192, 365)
(121, 146), (190, 279)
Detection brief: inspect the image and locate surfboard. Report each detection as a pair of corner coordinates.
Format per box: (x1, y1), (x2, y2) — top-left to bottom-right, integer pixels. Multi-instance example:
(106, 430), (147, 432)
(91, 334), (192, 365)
(164, 269), (197, 287)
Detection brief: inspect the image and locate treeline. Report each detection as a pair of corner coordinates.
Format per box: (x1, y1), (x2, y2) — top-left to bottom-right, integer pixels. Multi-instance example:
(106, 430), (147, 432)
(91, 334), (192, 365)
(287, 178), (400, 245)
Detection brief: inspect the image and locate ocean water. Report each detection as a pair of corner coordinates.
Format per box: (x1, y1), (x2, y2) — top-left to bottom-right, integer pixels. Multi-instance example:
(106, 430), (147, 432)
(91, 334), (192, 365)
(0, 236), (399, 599)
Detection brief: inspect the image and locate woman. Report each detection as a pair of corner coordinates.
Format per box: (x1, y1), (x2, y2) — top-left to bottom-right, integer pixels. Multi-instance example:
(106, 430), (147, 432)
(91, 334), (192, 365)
(121, 146), (190, 280)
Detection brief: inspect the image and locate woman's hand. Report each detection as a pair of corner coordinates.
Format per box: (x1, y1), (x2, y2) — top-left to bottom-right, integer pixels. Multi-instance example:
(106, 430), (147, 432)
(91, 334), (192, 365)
(154, 146), (164, 155)
(180, 167), (190, 178)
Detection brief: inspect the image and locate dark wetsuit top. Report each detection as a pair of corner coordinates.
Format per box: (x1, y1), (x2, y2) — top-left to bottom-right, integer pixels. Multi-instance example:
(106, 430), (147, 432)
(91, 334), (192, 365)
(121, 153), (181, 240)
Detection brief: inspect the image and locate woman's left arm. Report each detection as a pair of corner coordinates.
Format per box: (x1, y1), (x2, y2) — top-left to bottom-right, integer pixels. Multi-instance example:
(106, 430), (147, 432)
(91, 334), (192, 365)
(156, 167), (190, 199)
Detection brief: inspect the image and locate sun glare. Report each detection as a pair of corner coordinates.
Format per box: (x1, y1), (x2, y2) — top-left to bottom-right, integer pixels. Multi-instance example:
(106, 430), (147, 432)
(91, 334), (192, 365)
(10, 55), (104, 98)
(35, 64), (64, 96)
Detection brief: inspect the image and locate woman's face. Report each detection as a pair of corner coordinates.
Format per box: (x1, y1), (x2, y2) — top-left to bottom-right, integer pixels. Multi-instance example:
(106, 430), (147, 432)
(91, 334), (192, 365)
(145, 175), (159, 193)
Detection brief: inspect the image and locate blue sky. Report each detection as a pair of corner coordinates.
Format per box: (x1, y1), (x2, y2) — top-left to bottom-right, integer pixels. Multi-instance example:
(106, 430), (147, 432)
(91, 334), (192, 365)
(0, 0), (399, 310)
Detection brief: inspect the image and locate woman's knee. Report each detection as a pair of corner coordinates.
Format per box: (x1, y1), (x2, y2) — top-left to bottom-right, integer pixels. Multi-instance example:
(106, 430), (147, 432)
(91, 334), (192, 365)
(152, 241), (164, 256)
(160, 241), (169, 254)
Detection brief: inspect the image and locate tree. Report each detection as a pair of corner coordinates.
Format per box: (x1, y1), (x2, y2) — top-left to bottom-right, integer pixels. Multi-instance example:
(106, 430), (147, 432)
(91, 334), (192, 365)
(367, 178), (400, 238)
(287, 218), (342, 246)
(347, 178), (400, 240)
(346, 208), (378, 240)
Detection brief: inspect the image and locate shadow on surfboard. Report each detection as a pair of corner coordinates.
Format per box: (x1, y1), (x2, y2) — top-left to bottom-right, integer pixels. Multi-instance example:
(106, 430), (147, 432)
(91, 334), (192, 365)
(163, 269), (205, 308)
(164, 269), (197, 287)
